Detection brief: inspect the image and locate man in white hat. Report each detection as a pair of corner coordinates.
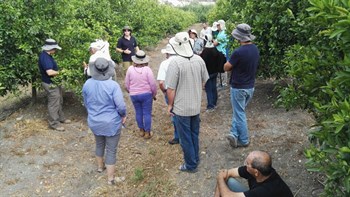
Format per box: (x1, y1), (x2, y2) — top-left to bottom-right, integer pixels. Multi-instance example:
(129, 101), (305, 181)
(224, 23), (260, 148)
(38, 38), (71, 131)
(157, 43), (179, 145)
(165, 32), (209, 173)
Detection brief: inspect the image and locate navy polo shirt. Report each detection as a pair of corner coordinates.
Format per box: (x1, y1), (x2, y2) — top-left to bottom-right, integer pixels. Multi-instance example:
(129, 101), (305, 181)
(38, 51), (58, 84)
(229, 44), (259, 89)
(116, 36), (138, 62)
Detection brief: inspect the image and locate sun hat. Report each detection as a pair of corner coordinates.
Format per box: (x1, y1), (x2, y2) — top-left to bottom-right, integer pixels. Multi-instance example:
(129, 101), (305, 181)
(89, 39), (106, 51)
(204, 34), (214, 48)
(231, 23), (256, 42)
(122, 25), (132, 32)
(169, 32), (194, 58)
(88, 57), (115, 80)
(131, 50), (150, 64)
(189, 29), (198, 36)
(217, 20), (226, 31)
(161, 44), (176, 55)
(42, 39), (62, 51)
(211, 21), (219, 31)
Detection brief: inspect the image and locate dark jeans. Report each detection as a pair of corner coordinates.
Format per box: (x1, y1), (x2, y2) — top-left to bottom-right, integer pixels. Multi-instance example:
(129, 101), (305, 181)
(173, 114), (200, 170)
(164, 94), (179, 140)
(130, 92), (153, 132)
(205, 73), (218, 109)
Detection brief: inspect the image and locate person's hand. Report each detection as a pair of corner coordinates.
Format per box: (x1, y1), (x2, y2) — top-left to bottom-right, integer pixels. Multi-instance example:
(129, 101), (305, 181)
(122, 116), (127, 124)
(124, 48), (131, 54)
(217, 169), (229, 181)
(167, 105), (174, 116)
(83, 61), (88, 68)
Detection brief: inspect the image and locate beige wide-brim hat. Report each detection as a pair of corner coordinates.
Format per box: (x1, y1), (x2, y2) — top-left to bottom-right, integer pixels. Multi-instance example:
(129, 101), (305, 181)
(131, 50), (150, 64)
(169, 32), (193, 58)
(161, 44), (176, 55)
(232, 23), (256, 42)
(88, 57), (115, 81)
(42, 38), (62, 51)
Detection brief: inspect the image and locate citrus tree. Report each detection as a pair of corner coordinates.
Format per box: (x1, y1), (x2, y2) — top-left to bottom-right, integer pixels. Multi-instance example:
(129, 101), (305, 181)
(0, 0), (195, 98)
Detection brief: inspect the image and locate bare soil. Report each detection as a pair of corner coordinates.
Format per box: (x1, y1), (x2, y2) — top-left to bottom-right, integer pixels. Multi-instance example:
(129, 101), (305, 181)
(0, 25), (323, 196)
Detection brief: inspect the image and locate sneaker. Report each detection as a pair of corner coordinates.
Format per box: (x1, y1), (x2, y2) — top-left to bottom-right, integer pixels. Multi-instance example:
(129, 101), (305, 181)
(60, 119), (71, 124)
(205, 108), (215, 113)
(168, 138), (179, 145)
(237, 141), (250, 147)
(178, 164), (197, 173)
(226, 135), (237, 148)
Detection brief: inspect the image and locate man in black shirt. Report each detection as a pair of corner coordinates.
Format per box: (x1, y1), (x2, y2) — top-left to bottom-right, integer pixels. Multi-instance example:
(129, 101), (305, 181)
(215, 150), (293, 197)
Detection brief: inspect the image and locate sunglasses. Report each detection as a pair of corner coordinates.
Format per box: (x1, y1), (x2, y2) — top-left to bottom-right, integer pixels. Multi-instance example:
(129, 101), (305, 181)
(123, 29), (131, 32)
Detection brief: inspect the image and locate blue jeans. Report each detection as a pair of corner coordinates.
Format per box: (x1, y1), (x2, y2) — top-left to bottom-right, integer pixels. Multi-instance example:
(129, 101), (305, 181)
(173, 114), (200, 170)
(205, 73), (218, 109)
(164, 94), (179, 140)
(227, 178), (249, 192)
(229, 87), (254, 145)
(130, 92), (153, 132)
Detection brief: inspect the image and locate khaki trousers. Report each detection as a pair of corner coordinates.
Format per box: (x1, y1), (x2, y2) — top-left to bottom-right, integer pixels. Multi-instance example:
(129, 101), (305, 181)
(42, 82), (65, 129)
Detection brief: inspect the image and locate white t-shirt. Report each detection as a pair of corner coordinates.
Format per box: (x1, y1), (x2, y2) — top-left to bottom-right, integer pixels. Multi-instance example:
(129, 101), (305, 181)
(157, 56), (175, 89)
(200, 28), (212, 39)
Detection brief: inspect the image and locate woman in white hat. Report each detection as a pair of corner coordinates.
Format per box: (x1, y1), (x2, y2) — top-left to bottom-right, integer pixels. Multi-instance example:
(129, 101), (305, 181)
(125, 50), (157, 139)
(189, 29), (204, 55)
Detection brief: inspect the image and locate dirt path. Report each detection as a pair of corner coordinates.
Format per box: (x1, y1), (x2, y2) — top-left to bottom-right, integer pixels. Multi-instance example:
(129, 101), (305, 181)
(0, 24), (322, 196)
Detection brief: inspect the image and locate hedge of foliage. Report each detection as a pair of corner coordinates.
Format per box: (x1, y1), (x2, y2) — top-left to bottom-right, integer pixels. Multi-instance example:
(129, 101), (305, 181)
(0, 0), (195, 97)
(209, 0), (350, 196)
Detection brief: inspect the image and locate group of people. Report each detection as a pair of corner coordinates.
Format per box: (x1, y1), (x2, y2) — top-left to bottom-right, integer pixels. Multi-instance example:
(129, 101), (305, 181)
(37, 22), (293, 195)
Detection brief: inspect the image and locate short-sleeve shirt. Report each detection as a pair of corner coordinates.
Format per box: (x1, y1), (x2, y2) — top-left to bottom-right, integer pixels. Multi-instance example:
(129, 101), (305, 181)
(238, 166), (293, 197)
(165, 55), (209, 116)
(116, 36), (138, 62)
(157, 56), (176, 91)
(229, 44), (259, 89)
(38, 51), (58, 84)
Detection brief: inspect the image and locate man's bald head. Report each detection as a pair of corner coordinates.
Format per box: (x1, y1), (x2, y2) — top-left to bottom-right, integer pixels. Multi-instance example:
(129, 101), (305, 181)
(248, 150), (272, 176)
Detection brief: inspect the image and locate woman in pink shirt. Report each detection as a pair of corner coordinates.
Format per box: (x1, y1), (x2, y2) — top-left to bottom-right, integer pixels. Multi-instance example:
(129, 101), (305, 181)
(125, 50), (157, 139)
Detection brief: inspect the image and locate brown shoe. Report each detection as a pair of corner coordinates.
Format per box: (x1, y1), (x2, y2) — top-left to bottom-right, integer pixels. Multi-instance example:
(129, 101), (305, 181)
(139, 129), (145, 137)
(144, 132), (153, 139)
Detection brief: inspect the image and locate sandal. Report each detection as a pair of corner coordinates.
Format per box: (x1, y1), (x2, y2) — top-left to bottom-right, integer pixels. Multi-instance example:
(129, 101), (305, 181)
(97, 166), (106, 173)
(107, 179), (116, 185)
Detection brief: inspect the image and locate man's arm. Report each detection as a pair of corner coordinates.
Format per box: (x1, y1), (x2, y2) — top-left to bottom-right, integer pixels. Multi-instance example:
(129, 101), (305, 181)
(224, 61), (233, 72)
(46, 69), (59, 76)
(158, 80), (167, 93)
(166, 88), (175, 115)
(215, 168), (245, 197)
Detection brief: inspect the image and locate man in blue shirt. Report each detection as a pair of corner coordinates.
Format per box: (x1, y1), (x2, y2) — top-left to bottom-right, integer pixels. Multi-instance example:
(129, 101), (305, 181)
(38, 39), (71, 131)
(224, 24), (260, 148)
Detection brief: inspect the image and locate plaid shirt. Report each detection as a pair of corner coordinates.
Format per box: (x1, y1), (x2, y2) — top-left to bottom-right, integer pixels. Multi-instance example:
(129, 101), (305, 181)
(165, 55), (209, 116)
